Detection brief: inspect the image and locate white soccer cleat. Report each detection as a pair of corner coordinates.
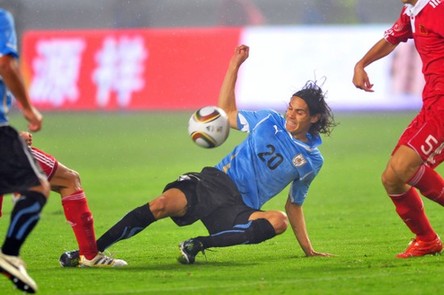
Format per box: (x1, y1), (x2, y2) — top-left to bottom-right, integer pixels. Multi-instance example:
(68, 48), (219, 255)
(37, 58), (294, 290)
(0, 252), (37, 293)
(78, 252), (127, 267)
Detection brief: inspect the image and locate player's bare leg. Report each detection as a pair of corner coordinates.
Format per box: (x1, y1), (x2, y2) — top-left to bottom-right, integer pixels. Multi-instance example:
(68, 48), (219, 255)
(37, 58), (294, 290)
(382, 146), (442, 258)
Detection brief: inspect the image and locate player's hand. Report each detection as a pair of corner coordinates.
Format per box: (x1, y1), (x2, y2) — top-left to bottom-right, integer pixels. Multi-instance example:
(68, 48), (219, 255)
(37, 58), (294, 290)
(352, 65), (374, 92)
(19, 131), (33, 146)
(22, 106), (43, 132)
(305, 250), (335, 257)
(231, 44), (249, 67)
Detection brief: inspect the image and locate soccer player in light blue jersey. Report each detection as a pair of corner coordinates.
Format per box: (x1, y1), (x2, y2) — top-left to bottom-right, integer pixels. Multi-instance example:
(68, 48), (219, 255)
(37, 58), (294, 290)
(60, 44), (336, 266)
(0, 8), (50, 293)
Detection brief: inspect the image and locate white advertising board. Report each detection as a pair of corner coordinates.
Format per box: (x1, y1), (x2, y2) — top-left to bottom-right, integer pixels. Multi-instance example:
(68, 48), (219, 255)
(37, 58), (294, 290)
(237, 25), (423, 111)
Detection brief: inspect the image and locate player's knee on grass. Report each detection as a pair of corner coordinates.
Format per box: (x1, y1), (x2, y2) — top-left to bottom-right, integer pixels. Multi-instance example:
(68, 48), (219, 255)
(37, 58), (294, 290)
(246, 218), (277, 244)
(263, 210), (288, 235)
(273, 212), (289, 235)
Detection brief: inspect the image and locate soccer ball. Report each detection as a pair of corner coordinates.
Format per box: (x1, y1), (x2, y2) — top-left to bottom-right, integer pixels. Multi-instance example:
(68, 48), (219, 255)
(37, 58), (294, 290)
(188, 106), (230, 148)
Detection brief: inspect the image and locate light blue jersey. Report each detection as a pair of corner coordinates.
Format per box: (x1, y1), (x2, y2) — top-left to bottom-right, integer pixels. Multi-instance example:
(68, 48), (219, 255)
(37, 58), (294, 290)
(215, 109), (323, 210)
(0, 9), (18, 126)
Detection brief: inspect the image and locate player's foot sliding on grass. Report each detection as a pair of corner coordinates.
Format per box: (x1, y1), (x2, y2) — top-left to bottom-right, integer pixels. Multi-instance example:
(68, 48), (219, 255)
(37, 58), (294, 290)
(0, 132), (127, 268)
(60, 44), (337, 266)
(352, 0), (444, 258)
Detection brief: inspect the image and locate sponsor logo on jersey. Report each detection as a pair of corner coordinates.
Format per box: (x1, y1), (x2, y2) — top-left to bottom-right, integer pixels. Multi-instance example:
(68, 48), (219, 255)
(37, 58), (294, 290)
(419, 24), (429, 35)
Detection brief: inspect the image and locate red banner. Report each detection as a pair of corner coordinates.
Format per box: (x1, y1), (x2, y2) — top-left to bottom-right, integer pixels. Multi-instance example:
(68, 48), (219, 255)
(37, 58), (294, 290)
(22, 28), (242, 110)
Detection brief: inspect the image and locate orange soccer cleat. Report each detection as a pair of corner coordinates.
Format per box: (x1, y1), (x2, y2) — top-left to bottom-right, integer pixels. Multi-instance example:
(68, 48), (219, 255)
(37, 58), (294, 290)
(396, 236), (443, 258)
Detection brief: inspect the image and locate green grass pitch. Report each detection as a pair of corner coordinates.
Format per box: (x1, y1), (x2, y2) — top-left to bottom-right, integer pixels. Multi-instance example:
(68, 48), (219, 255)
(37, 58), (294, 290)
(1, 111), (444, 295)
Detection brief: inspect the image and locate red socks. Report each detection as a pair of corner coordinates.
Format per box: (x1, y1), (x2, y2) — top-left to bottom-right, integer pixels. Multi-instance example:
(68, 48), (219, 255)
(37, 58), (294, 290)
(389, 188), (436, 242)
(408, 165), (444, 205)
(61, 190), (98, 260)
(389, 164), (444, 241)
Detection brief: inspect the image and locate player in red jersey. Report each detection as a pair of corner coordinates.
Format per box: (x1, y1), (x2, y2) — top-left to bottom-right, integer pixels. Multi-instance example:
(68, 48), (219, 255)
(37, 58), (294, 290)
(353, 0), (444, 258)
(0, 132), (127, 267)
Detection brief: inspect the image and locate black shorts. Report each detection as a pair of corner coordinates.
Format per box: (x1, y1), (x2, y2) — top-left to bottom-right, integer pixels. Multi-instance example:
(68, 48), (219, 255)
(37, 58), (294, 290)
(163, 167), (258, 234)
(0, 126), (45, 194)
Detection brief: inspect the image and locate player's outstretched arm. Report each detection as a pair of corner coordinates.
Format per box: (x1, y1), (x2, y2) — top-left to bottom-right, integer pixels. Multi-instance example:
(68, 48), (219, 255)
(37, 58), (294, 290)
(353, 38), (397, 93)
(285, 197), (334, 257)
(218, 44), (249, 129)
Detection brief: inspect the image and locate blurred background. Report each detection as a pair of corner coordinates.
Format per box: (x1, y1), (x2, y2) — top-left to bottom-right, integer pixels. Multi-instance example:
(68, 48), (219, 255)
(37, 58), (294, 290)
(2, 0), (422, 112)
(3, 0), (401, 34)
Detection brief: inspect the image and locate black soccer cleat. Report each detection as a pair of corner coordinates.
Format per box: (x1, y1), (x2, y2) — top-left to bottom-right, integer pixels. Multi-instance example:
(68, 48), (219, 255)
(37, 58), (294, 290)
(178, 239), (204, 264)
(59, 250), (80, 267)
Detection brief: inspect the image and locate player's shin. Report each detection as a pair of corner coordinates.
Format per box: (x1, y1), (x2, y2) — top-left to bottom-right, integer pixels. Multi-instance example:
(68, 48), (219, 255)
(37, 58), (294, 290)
(198, 218), (276, 249)
(96, 203), (155, 252)
(62, 191), (98, 260)
(389, 188), (437, 241)
(1, 191), (47, 256)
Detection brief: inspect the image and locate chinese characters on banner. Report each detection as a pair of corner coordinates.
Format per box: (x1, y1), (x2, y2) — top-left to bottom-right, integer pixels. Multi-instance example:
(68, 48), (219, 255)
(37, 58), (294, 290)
(93, 36), (147, 108)
(22, 28), (242, 110)
(29, 38), (86, 107)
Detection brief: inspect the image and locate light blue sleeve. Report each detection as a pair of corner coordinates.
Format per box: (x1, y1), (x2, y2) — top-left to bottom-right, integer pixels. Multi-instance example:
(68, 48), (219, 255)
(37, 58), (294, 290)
(237, 109), (280, 132)
(288, 172), (315, 206)
(288, 152), (323, 206)
(0, 9), (18, 58)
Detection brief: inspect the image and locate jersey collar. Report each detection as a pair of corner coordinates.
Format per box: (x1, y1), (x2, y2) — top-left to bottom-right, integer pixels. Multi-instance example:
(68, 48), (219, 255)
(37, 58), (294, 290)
(404, 0), (429, 17)
(291, 133), (322, 151)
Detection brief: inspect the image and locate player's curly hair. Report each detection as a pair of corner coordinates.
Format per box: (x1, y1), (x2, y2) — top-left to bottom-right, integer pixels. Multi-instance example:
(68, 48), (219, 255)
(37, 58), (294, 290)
(292, 80), (336, 136)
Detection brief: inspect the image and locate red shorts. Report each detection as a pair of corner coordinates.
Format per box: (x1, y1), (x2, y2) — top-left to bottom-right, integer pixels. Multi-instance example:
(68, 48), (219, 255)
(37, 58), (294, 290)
(393, 105), (444, 168)
(30, 147), (58, 180)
